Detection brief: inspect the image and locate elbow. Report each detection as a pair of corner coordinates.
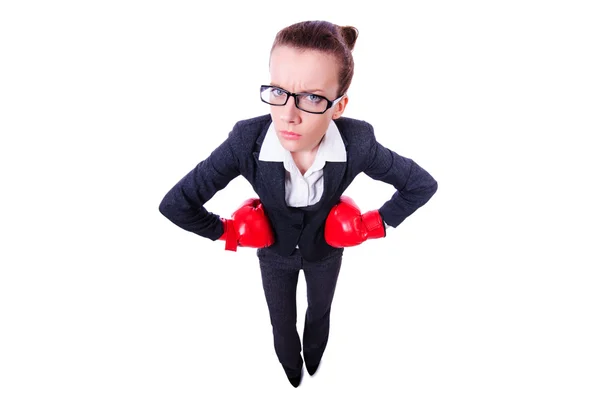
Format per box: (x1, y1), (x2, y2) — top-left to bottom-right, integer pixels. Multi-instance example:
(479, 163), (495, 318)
(430, 179), (438, 197)
(422, 178), (438, 203)
(412, 177), (438, 206)
(158, 195), (172, 218)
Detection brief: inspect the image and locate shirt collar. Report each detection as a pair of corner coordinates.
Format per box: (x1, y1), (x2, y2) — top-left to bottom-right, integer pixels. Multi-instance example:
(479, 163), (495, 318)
(258, 120), (347, 163)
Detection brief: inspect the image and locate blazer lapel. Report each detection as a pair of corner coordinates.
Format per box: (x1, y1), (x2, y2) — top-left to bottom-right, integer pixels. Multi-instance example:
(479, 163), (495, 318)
(253, 155), (346, 210)
(253, 123), (287, 208)
(321, 161), (346, 207)
(253, 152), (287, 208)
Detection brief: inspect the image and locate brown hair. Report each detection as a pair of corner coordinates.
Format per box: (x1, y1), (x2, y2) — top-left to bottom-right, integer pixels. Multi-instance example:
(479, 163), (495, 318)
(270, 20), (359, 97)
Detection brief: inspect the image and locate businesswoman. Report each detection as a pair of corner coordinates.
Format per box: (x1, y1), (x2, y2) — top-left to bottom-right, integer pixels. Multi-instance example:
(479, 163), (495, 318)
(159, 20), (438, 388)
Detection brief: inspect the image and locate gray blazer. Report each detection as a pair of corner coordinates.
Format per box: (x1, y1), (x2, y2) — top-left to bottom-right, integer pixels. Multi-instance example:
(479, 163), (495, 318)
(159, 114), (438, 261)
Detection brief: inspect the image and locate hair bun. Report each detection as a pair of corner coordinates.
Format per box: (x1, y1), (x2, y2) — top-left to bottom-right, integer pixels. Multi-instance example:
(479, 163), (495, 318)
(339, 25), (359, 51)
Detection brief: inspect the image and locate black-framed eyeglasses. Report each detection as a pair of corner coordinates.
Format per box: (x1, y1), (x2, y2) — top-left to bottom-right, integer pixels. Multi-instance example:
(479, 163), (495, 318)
(260, 85), (343, 114)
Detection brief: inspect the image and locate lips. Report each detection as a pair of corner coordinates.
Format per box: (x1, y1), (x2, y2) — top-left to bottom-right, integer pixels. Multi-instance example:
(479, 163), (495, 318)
(280, 130), (301, 140)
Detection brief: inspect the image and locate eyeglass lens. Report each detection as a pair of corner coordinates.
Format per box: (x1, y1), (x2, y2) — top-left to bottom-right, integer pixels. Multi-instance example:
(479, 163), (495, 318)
(260, 86), (329, 113)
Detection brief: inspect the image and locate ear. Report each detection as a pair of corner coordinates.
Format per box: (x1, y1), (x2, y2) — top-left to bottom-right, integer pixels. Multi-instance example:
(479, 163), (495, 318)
(332, 96), (348, 119)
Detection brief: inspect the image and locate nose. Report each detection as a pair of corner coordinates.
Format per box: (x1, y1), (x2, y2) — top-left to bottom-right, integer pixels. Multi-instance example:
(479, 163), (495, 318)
(279, 96), (300, 124)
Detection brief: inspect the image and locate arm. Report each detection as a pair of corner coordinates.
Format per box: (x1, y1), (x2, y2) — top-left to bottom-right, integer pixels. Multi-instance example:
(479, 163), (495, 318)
(158, 129), (240, 241)
(364, 134), (438, 228)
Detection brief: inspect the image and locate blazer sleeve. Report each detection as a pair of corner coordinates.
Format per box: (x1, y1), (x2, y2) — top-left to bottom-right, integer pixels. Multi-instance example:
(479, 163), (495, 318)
(158, 128), (241, 240)
(364, 131), (438, 228)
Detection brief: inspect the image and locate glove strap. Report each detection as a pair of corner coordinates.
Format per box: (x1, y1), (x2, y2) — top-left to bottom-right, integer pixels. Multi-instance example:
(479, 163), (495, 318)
(362, 210), (386, 239)
(223, 219), (238, 252)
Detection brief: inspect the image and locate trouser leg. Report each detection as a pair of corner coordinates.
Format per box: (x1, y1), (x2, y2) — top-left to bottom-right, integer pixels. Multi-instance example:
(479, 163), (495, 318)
(258, 250), (303, 377)
(302, 252), (343, 367)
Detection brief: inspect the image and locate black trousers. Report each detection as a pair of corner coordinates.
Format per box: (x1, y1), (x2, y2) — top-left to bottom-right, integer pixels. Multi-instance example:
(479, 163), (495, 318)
(257, 247), (343, 377)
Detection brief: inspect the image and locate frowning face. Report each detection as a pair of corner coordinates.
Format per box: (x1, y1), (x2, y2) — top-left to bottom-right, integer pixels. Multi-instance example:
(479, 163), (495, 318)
(268, 45), (348, 154)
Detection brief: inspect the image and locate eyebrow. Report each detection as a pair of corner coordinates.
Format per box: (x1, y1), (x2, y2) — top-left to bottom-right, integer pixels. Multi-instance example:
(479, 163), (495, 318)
(269, 83), (326, 95)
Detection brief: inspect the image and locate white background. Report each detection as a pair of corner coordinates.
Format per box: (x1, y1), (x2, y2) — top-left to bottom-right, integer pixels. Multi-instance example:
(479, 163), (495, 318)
(1, 0), (599, 396)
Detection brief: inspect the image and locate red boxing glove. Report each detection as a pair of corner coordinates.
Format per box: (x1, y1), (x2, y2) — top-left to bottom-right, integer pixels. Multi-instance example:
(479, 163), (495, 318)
(219, 198), (275, 251)
(324, 196), (386, 248)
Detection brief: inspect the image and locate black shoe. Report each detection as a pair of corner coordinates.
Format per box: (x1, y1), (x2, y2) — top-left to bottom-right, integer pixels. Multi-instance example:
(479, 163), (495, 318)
(287, 371), (302, 388)
(306, 361), (320, 376)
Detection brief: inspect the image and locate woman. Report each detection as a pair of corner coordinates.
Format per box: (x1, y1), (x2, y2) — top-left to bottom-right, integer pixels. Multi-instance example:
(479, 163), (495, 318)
(159, 20), (437, 387)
